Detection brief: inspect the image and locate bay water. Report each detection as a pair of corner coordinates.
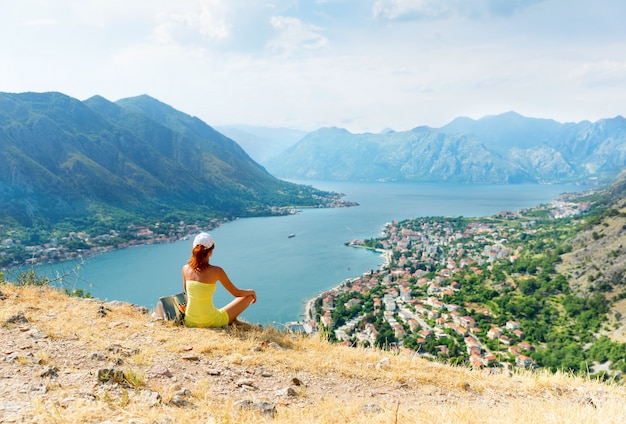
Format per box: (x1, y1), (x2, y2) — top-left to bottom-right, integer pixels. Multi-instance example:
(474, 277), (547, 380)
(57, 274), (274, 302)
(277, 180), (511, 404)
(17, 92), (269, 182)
(19, 181), (585, 325)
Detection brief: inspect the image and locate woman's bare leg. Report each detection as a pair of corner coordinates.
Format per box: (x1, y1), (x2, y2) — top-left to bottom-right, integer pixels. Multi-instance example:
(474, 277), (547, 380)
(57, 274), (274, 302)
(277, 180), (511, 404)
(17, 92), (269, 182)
(222, 295), (255, 324)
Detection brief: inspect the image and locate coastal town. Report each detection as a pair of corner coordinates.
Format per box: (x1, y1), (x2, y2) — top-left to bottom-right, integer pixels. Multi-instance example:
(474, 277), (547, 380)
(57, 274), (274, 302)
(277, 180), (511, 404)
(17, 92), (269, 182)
(0, 218), (229, 269)
(293, 193), (592, 371)
(3, 187), (601, 373)
(0, 193), (357, 269)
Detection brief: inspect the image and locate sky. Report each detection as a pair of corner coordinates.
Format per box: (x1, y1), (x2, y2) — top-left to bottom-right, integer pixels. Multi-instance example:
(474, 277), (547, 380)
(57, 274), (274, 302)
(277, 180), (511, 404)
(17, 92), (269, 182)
(1, 0), (625, 133)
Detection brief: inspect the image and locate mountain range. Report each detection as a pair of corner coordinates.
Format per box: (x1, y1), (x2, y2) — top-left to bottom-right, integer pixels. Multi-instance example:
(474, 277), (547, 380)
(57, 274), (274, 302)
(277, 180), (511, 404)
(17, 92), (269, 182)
(215, 125), (307, 163)
(3, 91), (626, 234)
(0, 92), (327, 230)
(263, 112), (626, 184)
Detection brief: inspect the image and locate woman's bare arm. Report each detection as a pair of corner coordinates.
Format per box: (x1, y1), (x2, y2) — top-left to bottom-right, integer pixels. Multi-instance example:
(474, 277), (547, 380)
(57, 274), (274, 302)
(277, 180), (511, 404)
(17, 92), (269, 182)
(215, 267), (256, 303)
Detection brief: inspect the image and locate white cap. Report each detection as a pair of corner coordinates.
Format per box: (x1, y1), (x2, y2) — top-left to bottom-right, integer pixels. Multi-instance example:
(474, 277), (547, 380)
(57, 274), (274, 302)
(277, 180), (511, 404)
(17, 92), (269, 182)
(192, 232), (214, 249)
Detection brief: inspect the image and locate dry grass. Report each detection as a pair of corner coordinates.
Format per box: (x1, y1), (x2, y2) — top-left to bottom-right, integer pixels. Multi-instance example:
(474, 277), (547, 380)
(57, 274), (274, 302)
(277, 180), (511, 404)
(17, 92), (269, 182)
(1, 283), (626, 423)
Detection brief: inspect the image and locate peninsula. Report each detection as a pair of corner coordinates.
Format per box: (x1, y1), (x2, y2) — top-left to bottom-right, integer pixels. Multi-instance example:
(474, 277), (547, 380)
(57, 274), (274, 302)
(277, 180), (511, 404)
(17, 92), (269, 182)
(296, 190), (626, 379)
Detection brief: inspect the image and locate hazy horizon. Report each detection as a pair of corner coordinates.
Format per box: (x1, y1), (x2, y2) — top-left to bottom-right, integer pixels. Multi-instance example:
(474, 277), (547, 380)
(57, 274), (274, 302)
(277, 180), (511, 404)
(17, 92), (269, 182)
(2, 1), (625, 133)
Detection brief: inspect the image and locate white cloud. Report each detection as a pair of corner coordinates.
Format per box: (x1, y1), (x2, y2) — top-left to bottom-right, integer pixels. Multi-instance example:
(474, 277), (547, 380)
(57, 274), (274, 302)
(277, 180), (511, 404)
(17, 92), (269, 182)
(0, 0), (625, 132)
(154, 0), (232, 45)
(372, 0), (452, 20)
(371, 0), (545, 21)
(268, 16), (329, 54)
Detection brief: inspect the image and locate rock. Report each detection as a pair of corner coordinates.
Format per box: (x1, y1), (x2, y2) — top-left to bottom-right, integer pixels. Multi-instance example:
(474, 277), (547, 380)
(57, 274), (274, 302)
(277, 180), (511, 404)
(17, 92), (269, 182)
(169, 389), (193, 407)
(256, 401), (277, 417)
(276, 387), (298, 397)
(40, 366), (59, 378)
(235, 378), (258, 392)
(133, 305), (149, 314)
(206, 368), (221, 376)
(292, 377), (303, 386)
(4, 352), (20, 363)
(234, 400), (277, 417)
(169, 395), (190, 407)
(89, 352), (108, 361)
(77, 392), (97, 401)
(26, 328), (48, 339)
(107, 344), (139, 356)
(376, 358), (391, 369)
(361, 403), (383, 414)
(236, 379), (255, 388)
(234, 399), (255, 409)
(174, 388), (191, 397)
(582, 397), (597, 408)
(252, 340), (284, 351)
(30, 383), (47, 394)
(181, 354), (200, 361)
(137, 389), (162, 407)
(6, 352), (41, 365)
(149, 365), (173, 378)
(4, 312), (28, 325)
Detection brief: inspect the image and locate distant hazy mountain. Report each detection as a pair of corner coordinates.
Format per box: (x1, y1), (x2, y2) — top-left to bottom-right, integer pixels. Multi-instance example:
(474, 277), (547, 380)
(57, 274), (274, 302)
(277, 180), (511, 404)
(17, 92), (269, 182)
(0, 92), (329, 229)
(215, 125), (308, 164)
(265, 112), (626, 184)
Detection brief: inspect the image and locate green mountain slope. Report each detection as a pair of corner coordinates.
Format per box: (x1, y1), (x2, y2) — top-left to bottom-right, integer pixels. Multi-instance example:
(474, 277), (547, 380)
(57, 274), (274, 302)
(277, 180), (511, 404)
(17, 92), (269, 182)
(0, 92), (331, 230)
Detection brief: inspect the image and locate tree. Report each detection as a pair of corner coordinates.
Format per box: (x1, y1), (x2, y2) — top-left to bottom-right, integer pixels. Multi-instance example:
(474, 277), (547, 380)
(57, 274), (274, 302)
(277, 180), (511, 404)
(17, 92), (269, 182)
(374, 321), (397, 349)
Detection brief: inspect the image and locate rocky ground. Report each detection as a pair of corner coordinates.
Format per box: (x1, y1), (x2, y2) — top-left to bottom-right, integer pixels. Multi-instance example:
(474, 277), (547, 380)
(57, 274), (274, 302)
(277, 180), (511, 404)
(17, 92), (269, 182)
(1, 284), (626, 423)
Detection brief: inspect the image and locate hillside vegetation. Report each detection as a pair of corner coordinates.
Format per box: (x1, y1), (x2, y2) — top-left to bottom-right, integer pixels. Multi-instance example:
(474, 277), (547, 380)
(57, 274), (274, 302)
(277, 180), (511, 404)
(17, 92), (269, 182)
(1, 283), (625, 423)
(304, 172), (626, 381)
(0, 92), (334, 231)
(0, 92), (345, 267)
(558, 170), (626, 341)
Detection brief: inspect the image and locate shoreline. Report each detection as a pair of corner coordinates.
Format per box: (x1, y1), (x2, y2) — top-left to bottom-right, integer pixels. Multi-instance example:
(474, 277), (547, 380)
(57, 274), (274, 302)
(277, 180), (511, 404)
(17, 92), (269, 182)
(301, 247), (392, 325)
(296, 186), (597, 329)
(2, 231), (198, 274)
(1, 198), (355, 272)
(4, 183), (589, 326)
(4, 210), (386, 323)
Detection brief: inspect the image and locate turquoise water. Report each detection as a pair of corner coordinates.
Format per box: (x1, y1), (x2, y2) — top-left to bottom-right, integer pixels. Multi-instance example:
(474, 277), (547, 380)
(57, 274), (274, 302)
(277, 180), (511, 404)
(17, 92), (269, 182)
(17, 181), (585, 324)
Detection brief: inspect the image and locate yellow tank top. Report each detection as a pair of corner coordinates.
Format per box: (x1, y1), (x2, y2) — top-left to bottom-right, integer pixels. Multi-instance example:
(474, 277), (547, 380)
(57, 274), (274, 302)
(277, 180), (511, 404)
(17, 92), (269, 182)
(183, 280), (229, 328)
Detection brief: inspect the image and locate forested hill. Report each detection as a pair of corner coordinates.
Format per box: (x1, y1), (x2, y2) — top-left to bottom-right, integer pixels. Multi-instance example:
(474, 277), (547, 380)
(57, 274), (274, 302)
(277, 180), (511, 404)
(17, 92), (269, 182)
(264, 112), (626, 184)
(0, 92), (331, 232)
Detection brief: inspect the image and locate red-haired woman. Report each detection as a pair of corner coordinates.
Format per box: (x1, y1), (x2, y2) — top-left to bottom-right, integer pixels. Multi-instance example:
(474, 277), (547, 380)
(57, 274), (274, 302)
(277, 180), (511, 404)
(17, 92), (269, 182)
(182, 232), (256, 327)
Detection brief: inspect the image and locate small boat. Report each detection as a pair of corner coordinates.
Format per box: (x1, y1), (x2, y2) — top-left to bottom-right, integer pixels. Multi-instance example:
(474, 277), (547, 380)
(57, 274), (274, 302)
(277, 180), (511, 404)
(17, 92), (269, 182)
(288, 233), (296, 238)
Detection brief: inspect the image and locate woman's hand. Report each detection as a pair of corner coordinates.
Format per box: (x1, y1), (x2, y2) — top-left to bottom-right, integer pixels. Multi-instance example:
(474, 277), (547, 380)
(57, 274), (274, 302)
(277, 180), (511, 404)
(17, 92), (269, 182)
(247, 290), (257, 304)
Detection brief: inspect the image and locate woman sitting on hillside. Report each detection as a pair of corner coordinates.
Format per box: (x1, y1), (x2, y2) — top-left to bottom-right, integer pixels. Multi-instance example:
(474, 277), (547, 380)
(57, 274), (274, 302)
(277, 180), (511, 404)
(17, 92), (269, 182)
(182, 232), (256, 327)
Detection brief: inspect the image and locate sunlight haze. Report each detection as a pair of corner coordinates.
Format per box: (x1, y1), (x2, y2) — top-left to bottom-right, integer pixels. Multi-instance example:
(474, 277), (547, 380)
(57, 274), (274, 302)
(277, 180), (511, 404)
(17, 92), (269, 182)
(1, 0), (624, 133)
